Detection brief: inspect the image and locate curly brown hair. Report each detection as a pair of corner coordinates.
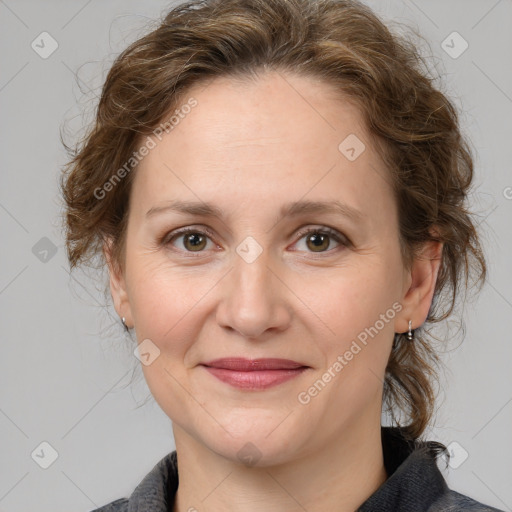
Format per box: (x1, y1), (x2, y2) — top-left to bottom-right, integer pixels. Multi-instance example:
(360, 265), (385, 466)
(60, 0), (486, 441)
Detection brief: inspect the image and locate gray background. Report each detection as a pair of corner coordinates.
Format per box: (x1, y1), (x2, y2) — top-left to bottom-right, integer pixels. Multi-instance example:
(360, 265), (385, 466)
(0, 0), (511, 510)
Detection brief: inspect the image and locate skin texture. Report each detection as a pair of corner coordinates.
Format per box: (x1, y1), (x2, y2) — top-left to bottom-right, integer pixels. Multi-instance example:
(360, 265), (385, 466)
(106, 71), (442, 512)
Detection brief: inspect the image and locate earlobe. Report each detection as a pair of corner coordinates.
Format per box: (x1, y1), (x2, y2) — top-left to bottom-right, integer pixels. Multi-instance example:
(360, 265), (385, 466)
(396, 239), (443, 334)
(103, 238), (133, 327)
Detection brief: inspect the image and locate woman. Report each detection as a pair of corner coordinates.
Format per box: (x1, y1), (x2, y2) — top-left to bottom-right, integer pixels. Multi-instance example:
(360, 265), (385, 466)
(60, 0), (503, 510)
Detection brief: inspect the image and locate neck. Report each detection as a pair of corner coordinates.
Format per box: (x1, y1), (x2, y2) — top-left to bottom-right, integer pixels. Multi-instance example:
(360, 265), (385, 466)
(172, 419), (387, 512)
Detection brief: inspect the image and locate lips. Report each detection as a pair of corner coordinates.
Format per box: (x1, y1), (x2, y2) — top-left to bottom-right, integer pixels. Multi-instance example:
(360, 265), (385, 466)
(200, 358), (309, 390)
(201, 358), (307, 371)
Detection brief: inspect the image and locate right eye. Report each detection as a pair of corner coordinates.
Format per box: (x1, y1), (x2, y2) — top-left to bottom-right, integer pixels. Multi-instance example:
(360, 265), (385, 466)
(163, 227), (217, 253)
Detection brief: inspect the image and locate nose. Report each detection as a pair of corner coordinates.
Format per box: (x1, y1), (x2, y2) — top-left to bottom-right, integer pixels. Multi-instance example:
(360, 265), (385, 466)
(215, 246), (292, 340)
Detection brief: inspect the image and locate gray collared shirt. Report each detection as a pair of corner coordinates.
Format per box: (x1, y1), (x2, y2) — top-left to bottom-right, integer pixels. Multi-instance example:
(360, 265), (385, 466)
(90, 427), (504, 511)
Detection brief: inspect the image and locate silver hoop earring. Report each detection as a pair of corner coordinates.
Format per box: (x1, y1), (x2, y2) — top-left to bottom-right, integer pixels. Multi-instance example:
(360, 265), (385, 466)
(407, 320), (414, 341)
(121, 316), (129, 332)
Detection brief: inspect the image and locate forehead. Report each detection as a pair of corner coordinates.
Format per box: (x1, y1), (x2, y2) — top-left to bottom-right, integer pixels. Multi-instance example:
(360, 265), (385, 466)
(131, 71), (395, 226)
(159, 71), (369, 163)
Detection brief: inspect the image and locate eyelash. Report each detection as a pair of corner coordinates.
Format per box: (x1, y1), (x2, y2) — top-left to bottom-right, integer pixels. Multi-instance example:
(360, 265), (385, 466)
(161, 225), (350, 256)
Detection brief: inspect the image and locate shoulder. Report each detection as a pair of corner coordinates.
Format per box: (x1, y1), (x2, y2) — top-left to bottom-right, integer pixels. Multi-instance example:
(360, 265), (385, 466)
(88, 497), (128, 512)
(86, 451), (178, 512)
(427, 489), (505, 512)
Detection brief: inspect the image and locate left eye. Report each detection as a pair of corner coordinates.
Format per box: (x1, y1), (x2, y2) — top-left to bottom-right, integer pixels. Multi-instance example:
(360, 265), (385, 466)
(166, 229), (215, 252)
(293, 228), (346, 253)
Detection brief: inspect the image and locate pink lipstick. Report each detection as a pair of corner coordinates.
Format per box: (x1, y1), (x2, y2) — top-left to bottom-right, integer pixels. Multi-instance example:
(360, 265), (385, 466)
(200, 358), (309, 390)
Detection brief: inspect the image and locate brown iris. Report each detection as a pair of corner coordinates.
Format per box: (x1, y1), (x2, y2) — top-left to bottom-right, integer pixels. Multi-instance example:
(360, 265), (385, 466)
(306, 232), (330, 252)
(183, 232), (207, 251)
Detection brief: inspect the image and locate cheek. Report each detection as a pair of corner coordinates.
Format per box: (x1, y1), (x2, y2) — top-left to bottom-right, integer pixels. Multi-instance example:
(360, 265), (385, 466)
(305, 264), (399, 340)
(309, 270), (398, 400)
(126, 251), (207, 327)
(126, 255), (227, 375)
(303, 265), (400, 401)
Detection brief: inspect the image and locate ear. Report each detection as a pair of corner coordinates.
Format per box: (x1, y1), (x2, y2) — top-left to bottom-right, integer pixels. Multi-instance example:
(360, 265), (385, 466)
(103, 238), (133, 328)
(395, 236), (443, 334)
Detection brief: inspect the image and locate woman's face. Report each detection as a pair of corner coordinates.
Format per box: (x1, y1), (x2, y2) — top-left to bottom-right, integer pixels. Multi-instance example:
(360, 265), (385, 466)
(109, 71), (436, 465)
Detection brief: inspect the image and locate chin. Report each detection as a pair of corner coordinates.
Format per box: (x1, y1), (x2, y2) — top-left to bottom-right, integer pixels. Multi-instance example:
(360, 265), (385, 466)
(197, 417), (306, 468)
(210, 438), (298, 468)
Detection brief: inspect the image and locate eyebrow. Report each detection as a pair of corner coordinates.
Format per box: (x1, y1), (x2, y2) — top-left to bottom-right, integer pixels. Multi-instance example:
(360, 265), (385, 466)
(145, 199), (365, 224)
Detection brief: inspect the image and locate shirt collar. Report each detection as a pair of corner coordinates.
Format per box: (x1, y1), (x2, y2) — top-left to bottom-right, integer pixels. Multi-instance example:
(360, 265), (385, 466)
(358, 427), (448, 511)
(126, 426), (448, 512)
